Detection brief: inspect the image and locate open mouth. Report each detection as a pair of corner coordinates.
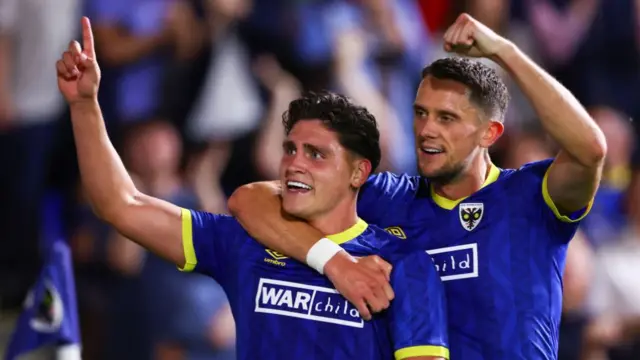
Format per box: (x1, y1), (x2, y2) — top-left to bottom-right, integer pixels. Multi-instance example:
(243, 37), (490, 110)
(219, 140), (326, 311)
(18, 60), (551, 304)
(420, 147), (445, 156)
(286, 180), (313, 193)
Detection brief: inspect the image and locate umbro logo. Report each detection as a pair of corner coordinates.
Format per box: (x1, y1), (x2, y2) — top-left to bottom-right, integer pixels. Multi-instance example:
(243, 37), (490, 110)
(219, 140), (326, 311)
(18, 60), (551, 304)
(385, 226), (407, 239)
(264, 249), (288, 267)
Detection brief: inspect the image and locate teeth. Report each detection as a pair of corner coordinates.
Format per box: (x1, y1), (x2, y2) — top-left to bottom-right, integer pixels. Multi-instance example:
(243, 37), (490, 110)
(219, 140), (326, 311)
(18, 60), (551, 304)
(422, 148), (443, 154)
(287, 181), (312, 190)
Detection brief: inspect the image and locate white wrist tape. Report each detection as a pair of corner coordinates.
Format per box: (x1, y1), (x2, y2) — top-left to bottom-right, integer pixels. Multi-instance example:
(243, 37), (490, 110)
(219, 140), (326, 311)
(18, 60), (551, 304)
(306, 238), (343, 274)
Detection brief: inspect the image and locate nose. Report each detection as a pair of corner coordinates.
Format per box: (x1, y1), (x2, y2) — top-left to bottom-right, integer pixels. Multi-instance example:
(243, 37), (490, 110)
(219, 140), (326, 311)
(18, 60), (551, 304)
(415, 115), (439, 140)
(284, 151), (307, 176)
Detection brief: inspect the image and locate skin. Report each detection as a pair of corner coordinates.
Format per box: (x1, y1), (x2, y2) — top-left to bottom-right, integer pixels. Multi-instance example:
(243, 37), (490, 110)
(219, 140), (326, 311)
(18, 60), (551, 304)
(55, 17), (416, 358)
(227, 13), (606, 322)
(412, 77), (503, 188)
(280, 119), (370, 234)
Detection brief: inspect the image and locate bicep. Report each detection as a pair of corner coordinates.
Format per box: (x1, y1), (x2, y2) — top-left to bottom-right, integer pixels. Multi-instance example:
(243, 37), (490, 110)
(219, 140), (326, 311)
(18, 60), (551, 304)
(544, 151), (601, 215)
(112, 193), (185, 268)
(390, 252), (449, 360)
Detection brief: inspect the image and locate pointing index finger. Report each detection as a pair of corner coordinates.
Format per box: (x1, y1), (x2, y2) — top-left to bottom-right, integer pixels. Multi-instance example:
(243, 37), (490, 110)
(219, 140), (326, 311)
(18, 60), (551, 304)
(81, 16), (95, 57)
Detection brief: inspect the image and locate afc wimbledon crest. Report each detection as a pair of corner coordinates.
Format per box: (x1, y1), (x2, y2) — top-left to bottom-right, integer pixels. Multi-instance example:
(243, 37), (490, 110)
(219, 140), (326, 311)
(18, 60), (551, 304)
(459, 203), (483, 231)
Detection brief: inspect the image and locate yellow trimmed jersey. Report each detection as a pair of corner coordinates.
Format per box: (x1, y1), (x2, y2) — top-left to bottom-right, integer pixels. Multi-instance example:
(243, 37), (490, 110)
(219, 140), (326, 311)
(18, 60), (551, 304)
(180, 215), (449, 360)
(357, 159), (593, 360)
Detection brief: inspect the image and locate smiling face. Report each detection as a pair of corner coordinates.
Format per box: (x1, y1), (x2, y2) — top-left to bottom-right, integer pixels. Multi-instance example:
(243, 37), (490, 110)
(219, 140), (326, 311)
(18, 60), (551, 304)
(413, 76), (504, 183)
(279, 120), (367, 220)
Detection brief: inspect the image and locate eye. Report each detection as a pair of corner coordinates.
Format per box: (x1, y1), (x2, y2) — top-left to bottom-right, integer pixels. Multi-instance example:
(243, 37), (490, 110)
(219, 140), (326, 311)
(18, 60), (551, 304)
(285, 147), (296, 156)
(440, 115), (454, 122)
(311, 150), (323, 160)
(415, 108), (427, 117)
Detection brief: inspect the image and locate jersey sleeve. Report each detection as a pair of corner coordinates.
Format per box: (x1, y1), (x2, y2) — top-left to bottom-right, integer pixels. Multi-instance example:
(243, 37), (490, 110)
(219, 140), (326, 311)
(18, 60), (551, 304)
(178, 209), (246, 282)
(357, 172), (418, 225)
(514, 159), (594, 242)
(388, 250), (449, 360)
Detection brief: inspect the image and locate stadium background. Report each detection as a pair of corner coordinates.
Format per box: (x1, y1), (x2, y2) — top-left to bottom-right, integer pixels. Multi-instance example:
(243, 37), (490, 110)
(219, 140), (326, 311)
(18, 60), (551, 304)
(1, 0), (639, 359)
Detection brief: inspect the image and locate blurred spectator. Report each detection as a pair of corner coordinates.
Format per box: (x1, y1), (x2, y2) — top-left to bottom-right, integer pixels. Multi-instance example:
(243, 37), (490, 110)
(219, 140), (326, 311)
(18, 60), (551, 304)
(87, 0), (204, 131)
(0, 0), (80, 307)
(580, 107), (635, 249)
(117, 120), (235, 360)
(321, 0), (431, 173)
(185, 0), (263, 213)
(559, 230), (595, 360)
(252, 56), (302, 180)
(586, 182), (640, 359)
(500, 126), (554, 169)
(3, 2), (640, 359)
(518, 0), (640, 127)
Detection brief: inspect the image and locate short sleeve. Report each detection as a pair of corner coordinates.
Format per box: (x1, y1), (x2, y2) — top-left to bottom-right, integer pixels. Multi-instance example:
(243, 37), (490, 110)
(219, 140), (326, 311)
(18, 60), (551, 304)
(179, 209), (246, 281)
(512, 159), (593, 242)
(0, 0), (18, 32)
(389, 251), (449, 360)
(357, 172), (419, 225)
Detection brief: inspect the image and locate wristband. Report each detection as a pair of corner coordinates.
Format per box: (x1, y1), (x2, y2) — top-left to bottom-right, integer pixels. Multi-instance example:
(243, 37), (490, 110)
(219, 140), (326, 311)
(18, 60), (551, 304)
(306, 238), (343, 274)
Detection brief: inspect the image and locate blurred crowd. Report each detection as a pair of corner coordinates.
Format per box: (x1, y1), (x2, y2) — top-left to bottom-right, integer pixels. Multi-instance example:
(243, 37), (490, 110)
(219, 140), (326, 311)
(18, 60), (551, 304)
(0, 0), (639, 359)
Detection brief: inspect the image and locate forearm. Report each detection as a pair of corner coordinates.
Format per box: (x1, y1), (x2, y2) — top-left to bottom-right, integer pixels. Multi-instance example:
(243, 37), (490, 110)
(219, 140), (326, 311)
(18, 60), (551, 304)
(228, 182), (323, 262)
(496, 44), (606, 166)
(70, 100), (138, 220)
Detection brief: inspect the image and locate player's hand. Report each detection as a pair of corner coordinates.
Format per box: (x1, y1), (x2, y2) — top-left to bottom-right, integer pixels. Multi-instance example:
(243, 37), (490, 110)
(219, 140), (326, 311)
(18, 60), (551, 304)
(443, 13), (512, 59)
(324, 252), (394, 320)
(56, 17), (101, 105)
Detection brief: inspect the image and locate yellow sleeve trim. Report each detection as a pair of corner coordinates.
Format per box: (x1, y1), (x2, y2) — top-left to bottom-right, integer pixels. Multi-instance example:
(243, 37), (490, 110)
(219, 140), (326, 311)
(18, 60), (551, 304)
(541, 168), (594, 223)
(395, 345), (449, 359)
(178, 208), (197, 272)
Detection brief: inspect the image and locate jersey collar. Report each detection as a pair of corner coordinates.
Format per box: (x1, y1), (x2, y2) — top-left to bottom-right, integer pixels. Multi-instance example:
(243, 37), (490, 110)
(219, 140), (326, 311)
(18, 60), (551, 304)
(430, 164), (501, 210)
(326, 218), (368, 245)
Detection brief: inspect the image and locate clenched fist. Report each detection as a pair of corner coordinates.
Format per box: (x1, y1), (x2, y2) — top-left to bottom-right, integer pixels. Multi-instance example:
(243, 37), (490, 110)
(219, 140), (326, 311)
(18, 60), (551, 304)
(56, 17), (101, 104)
(443, 13), (512, 59)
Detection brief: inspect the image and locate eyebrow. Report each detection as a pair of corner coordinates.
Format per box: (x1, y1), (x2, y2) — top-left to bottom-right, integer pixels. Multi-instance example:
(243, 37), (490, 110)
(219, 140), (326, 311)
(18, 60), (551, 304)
(282, 140), (332, 155)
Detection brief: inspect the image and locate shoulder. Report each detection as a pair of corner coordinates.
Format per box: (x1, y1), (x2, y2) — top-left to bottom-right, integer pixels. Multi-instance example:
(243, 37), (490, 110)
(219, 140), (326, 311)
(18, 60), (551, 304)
(494, 158), (553, 202)
(343, 225), (404, 256)
(362, 172), (423, 201)
(187, 210), (248, 238)
(355, 225), (427, 261)
(499, 158), (554, 185)
(498, 158), (592, 225)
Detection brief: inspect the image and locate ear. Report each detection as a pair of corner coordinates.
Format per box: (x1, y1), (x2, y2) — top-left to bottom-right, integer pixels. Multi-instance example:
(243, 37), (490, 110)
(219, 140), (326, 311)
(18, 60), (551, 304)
(351, 158), (372, 188)
(480, 120), (504, 148)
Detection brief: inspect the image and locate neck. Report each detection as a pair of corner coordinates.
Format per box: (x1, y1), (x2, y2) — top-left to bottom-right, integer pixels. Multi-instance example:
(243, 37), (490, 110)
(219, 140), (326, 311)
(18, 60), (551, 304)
(308, 196), (359, 237)
(433, 152), (492, 200)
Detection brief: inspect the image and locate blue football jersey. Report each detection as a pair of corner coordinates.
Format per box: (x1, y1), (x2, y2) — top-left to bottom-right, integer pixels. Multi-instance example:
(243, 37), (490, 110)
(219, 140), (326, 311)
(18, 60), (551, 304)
(357, 159), (592, 360)
(180, 212), (449, 360)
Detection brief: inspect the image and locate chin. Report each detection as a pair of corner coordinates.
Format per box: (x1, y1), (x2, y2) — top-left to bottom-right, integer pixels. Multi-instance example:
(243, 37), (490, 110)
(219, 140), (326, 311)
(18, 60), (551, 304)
(419, 165), (461, 184)
(282, 201), (309, 219)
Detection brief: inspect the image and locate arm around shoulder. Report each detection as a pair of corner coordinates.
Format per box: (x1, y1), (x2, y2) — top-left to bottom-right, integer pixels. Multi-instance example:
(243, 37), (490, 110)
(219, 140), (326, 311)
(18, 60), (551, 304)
(228, 180), (324, 263)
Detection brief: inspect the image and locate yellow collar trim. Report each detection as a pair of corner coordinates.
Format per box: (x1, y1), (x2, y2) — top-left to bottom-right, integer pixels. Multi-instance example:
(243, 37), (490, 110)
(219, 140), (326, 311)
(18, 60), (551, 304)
(430, 165), (501, 210)
(326, 218), (368, 245)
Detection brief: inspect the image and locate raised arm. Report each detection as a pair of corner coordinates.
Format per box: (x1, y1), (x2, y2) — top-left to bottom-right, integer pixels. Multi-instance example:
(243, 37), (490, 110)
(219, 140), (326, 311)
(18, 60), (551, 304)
(495, 42), (605, 215)
(444, 14), (605, 215)
(57, 17), (185, 267)
(228, 181), (394, 319)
